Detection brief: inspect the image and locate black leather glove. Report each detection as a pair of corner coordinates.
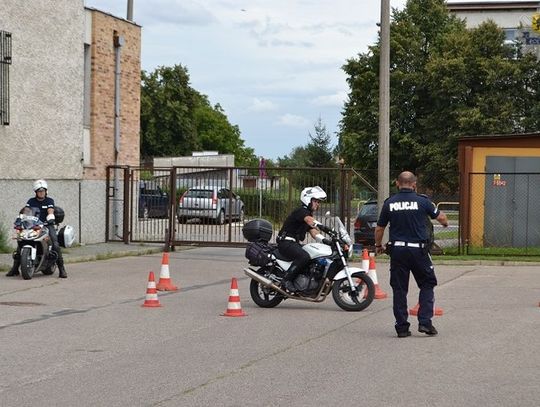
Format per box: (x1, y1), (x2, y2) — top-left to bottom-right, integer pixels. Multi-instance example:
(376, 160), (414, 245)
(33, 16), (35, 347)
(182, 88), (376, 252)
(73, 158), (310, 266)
(322, 238), (332, 245)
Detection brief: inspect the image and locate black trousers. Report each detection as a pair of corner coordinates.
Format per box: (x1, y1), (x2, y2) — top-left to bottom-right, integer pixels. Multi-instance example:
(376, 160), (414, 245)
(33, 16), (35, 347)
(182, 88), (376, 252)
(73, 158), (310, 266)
(46, 225), (64, 266)
(277, 240), (311, 276)
(389, 246), (437, 331)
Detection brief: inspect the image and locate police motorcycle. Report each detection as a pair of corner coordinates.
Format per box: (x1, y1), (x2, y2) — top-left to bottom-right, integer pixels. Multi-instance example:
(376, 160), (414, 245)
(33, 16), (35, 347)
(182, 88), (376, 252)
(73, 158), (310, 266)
(13, 207), (75, 280)
(243, 216), (375, 311)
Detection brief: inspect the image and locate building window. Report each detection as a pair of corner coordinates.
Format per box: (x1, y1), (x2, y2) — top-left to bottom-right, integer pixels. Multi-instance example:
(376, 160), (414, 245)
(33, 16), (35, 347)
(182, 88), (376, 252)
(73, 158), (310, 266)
(0, 30), (12, 126)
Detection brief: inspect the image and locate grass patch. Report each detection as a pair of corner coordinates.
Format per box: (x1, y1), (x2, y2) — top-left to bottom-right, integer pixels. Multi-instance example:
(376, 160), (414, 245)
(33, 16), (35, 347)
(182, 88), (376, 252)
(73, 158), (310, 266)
(434, 230), (459, 239)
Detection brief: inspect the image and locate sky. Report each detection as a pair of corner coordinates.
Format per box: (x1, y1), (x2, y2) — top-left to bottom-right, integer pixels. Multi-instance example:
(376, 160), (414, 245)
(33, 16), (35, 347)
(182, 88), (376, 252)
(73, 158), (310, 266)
(83, 0), (505, 160)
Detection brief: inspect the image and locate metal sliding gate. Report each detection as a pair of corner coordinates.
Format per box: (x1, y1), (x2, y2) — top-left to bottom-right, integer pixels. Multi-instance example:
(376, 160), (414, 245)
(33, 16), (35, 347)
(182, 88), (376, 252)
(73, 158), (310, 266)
(106, 165), (354, 248)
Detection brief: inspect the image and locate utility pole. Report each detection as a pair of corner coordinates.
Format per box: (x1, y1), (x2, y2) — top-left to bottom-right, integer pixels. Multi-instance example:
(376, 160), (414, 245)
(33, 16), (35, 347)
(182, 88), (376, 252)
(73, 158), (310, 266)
(378, 0), (390, 221)
(127, 0), (134, 21)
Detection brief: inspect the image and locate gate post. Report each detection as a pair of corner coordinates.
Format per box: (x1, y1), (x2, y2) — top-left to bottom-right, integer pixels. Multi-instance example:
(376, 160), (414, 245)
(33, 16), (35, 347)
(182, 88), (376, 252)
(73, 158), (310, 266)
(122, 167), (130, 244)
(339, 163), (346, 220)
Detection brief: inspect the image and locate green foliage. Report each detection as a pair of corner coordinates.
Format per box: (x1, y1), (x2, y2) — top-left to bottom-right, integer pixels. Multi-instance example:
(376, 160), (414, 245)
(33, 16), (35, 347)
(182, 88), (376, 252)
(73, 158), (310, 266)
(140, 65), (257, 165)
(278, 118), (338, 198)
(305, 117), (335, 168)
(0, 220), (12, 253)
(338, 0), (540, 194)
(239, 189), (292, 223)
(141, 65), (199, 158)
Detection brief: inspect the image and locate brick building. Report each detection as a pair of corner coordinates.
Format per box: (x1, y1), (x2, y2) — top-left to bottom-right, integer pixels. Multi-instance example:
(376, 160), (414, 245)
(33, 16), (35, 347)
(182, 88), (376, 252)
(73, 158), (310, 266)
(0, 1), (141, 245)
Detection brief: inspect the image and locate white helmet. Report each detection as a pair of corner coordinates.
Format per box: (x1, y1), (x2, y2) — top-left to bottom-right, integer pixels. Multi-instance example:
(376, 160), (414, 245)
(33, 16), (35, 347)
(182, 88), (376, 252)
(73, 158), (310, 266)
(33, 179), (48, 192)
(300, 186), (327, 207)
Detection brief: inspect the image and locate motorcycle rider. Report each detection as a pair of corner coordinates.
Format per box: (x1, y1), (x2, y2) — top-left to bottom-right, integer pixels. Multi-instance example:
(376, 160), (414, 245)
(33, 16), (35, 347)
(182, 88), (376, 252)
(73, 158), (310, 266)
(277, 186), (331, 293)
(6, 179), (67, 278)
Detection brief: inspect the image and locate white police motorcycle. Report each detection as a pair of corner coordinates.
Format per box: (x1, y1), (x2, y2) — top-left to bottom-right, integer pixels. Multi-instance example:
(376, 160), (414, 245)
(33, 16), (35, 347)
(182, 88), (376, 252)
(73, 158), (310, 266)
(243, 216), (375, 311)
(13, 207), (75, 280)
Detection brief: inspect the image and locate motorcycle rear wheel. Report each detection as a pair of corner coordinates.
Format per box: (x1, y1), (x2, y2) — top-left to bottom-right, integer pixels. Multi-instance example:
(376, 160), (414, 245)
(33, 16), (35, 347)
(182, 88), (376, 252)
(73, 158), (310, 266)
(249, 279), (284, 308)
(20, 247), (36, 280)
(332, 272), (374, 311)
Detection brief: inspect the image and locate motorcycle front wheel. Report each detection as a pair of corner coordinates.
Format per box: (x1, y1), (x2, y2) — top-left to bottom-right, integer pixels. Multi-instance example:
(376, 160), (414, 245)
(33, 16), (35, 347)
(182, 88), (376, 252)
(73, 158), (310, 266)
(249, 279), (284, 308)
(20, 247), (36, 280)
(332, 272), (374, 311)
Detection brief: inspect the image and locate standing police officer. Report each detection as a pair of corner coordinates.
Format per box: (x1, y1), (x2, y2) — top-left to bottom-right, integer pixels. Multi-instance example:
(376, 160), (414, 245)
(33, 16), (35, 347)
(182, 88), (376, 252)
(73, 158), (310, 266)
(374, 171), (448, 337)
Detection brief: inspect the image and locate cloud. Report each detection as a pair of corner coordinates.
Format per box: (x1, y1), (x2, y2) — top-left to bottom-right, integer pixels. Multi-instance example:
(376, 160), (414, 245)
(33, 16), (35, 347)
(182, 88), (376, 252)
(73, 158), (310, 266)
(248, 98), (278, 112)
(135, 0), (217, 26)
(277, 114), (311, 128)
(312, 91), (348, 107)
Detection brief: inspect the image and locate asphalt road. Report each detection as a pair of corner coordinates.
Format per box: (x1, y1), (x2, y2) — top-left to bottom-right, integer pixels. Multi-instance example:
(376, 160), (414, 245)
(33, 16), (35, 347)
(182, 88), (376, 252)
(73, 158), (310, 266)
(1, 248), (539, 406)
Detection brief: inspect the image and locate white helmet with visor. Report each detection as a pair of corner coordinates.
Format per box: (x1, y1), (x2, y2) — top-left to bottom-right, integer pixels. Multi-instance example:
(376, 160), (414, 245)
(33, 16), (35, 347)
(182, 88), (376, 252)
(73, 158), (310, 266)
(300, 186), (327, 207)
(33, 179), (48, 192)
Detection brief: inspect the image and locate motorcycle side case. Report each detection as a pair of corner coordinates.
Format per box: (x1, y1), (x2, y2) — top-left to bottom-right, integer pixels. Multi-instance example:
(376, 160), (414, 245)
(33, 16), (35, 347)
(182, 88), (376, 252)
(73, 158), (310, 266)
(58, 225), (75, 248)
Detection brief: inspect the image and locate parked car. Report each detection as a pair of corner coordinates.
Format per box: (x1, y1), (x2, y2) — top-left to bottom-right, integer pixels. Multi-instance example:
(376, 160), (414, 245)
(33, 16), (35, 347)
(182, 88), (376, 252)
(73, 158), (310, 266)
(139, 181), (169, 219)
(353, 199), (378, 245)
(177, 186), (245, 224)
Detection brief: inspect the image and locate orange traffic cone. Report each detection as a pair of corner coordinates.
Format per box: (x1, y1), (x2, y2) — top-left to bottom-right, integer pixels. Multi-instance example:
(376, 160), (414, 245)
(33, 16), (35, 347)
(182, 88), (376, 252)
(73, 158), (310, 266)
(156, 252), (178, 291)
(368, 253), (388, 299)
(409, 302), (443, 316)
(361, 249), (370, 273)
(141, 271), (162, 308)
(221, 277), (246, 317)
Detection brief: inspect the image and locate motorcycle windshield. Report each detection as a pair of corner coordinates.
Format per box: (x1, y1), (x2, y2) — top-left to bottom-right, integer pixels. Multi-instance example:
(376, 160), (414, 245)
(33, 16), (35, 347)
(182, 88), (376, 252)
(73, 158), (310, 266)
(325, 216), (352, 246)
(19, 214), (42, 229)
(335, 217), (353, 246)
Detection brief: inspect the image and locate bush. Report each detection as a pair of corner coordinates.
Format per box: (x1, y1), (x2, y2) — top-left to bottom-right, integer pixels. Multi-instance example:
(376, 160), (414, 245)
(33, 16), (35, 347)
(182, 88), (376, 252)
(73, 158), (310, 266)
(0, 220), (12, 253)
(239, 189), (292, 224)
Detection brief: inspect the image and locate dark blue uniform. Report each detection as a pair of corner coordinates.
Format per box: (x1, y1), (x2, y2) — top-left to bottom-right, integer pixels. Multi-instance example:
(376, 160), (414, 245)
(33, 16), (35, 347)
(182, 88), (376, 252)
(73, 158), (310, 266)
(26, 197), (55, 222)
(377, 188), (440, 333)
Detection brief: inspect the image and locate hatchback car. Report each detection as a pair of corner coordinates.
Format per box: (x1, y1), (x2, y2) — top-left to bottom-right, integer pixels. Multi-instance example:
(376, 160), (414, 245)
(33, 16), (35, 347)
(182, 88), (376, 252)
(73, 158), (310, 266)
(177, 186), (245, 224)
(353, 200), (378, 245)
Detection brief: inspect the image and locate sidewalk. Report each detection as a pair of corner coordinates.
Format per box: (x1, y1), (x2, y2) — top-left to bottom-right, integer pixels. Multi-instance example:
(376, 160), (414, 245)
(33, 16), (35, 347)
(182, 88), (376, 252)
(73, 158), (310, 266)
(2, 242), (539, 271)
(0, 242), (165, 270)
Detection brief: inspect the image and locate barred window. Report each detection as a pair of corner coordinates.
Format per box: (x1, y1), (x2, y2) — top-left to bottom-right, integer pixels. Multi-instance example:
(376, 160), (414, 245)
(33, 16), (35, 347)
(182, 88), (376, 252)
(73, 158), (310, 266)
(1, 30), (12, 125)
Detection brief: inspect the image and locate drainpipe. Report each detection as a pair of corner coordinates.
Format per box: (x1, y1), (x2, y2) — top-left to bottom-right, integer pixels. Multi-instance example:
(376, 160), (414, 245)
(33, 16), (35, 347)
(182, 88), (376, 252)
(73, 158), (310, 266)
(113, 33), (124, 238)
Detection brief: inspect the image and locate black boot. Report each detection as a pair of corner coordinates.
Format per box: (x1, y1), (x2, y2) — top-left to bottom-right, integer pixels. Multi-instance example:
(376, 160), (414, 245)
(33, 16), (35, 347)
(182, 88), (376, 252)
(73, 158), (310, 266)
(57, 258), (67, 279)
(282, 264), (299, 293)
(6, 253), (20, 277)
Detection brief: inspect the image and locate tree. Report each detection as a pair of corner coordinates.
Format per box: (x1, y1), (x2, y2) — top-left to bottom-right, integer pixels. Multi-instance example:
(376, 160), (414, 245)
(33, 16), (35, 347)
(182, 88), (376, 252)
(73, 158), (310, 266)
(141, 64), (257, 166)
(338, 0), (540, 194)
(278, 118), (338, 198)
(193, 100), (256, 166)
(140, 65), (199, 159)
(305, 117), (335, 168)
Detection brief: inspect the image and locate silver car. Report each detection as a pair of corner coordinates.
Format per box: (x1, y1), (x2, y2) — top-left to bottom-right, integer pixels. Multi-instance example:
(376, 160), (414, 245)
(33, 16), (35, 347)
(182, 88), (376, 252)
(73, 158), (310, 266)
(177, 186), (245, 224)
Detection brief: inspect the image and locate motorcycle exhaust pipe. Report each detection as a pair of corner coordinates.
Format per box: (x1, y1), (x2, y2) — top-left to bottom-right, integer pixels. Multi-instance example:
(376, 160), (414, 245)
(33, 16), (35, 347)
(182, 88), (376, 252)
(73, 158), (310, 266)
(243, 268), (289, 296)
